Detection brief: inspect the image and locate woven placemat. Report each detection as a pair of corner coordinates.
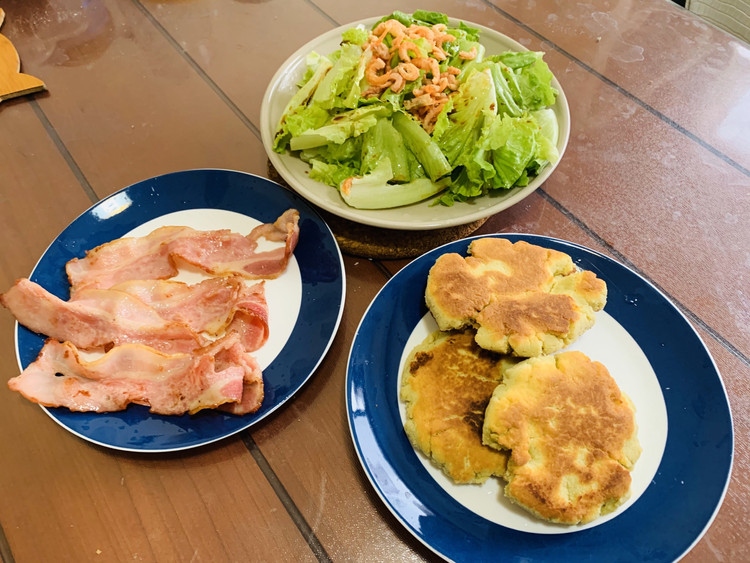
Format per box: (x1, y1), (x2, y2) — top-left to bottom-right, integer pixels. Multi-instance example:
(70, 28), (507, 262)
(267, 162), (486, 259)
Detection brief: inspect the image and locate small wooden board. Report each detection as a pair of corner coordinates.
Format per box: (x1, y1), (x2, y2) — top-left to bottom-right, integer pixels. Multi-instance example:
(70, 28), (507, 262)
(0, 8), (46, 102)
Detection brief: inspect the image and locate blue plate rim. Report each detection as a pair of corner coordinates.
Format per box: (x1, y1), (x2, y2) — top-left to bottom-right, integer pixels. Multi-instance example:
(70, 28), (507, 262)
(14, 168), (346, 453)
(346, 233), (734, 562)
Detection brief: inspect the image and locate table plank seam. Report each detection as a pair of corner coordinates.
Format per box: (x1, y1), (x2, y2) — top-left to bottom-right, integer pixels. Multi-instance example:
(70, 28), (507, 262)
(130, 0), (262, 140)
(240, 433), (333, 563)
(303, 0), (338, 26)
(536, 188), (750, 370)
(477, 0), (750, 178)
(373, 260), (395, 281)
(28, 99), (99, 205)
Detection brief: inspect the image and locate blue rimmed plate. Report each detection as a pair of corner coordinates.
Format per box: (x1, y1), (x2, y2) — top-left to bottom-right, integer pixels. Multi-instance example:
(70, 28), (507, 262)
(14, 169), (345, 452)
(346, 234), (733, 561)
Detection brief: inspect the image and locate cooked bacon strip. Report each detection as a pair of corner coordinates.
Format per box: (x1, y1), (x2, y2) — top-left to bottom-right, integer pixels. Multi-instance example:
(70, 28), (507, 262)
(7, 333), (261, 415)
(215, 338), (264, 415)
(225, 281), (269, 353)
(66, 209), (300, 294)
(1, 274), (270, 357)
(110, 277), (242, 334)
(111, 276), (269, 352)
(66, 226), (186, 293)
(172, 209), (300, 279)
(0, 278), (205, 354)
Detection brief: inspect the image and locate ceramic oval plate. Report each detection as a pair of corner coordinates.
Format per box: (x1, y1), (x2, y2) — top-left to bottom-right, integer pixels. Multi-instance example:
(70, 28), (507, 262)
(14, 169), (345, 452)
(261, 17), (570, 231)
(346, 234), (732, 561)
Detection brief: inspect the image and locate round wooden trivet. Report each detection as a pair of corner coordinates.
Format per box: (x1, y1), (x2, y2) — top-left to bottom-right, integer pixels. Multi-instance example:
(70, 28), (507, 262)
(319, 211), (487, 259)
(267, 162), (486, 259)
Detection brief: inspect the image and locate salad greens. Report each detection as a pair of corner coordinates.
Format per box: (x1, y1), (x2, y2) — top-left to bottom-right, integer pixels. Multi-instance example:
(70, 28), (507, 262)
(273, 10), (560, 209)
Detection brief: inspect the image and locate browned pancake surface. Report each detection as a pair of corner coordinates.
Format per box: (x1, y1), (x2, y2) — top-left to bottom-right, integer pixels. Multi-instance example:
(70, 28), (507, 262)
(483, 351), (641, 524)
(401, 330), (514, 484)
(425, 238), (607, 357)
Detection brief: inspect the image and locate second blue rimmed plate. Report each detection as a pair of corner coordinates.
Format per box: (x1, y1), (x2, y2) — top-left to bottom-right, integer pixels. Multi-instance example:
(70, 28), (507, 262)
(14, 169), (345, 453)
(346, 234), (733, 562)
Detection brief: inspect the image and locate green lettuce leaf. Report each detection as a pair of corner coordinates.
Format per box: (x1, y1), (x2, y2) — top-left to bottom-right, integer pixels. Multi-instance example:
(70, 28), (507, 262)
(373, 11), (413, 28)
(486, 115), (540, 189)
(273, 52), (333, 152)
(341, 26), (369, 46)
(299, 135), (363, 168)
(495, 51), (557, 111)
(308, 158), (360, 188)
(412, 10), (449, 26)
(435, 68), (496, 167)
(311, 43), (368, 110)
(361, 117), (412, 182)
(392, 111), (451, 181)
(288, 104), (390, 150)
(340, 157), (447, 209)
(285, 104), (329, 138)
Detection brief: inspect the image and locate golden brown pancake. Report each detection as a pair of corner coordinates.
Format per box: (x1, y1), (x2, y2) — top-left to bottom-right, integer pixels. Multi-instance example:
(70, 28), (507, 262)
(400, 329), (518, 484)
(425, 238), (607, 357)
(482, 351), (641, 524)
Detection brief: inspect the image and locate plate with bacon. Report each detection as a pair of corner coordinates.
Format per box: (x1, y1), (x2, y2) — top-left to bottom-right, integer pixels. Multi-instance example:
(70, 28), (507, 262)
(3, 169), (345, 452)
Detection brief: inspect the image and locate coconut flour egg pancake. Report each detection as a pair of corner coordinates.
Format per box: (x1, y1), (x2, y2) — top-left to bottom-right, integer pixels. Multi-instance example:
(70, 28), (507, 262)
(401, 329), (519, 484)
(482, 350), (641, 524)
(425, 238), (607, 357)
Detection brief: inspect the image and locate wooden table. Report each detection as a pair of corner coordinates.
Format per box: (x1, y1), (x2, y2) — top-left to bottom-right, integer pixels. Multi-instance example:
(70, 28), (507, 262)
(1, 1), (747, 561)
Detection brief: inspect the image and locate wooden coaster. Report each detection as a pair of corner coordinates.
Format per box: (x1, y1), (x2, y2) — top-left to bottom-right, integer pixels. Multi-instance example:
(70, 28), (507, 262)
(267, 161), (486, 259)
(0, 9), (46, 102)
